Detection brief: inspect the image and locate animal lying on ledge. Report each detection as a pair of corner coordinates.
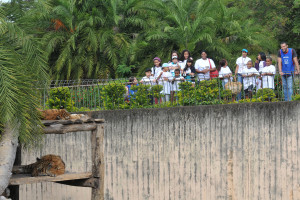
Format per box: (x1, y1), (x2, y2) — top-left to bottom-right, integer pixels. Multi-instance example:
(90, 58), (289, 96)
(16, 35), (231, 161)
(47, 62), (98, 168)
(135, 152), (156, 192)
(13, 154), (65, 177)
(38, 108), (85, 120)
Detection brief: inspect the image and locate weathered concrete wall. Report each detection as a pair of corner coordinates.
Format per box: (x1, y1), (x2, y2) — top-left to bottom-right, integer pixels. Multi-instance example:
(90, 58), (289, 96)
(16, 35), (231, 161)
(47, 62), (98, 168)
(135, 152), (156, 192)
(90, 102), (300, 200)
(19, 131), (93, 200)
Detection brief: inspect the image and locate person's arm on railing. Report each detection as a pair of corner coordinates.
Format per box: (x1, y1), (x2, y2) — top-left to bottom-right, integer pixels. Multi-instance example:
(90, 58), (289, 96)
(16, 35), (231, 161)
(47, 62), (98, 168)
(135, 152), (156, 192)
(278, 57), (283, 75)
(235, 65), (239, 76)
(196, 68), (209, 74)
(293, 56), (299, 74)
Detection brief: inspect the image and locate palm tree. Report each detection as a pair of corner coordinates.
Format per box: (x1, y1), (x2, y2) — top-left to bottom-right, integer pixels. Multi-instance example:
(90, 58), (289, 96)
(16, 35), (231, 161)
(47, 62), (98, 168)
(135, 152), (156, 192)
(40, 0), (143, 80)
(0, 3), (49, 194)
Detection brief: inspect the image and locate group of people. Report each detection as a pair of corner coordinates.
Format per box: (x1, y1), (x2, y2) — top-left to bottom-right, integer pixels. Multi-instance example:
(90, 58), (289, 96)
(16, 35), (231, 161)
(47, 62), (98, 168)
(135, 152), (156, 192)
(126, 42), (299, 102)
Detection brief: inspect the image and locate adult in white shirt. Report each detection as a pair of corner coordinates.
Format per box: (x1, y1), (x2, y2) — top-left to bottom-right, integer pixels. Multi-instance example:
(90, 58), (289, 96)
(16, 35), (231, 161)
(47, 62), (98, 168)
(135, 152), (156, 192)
(195, 50), (216, 81)
(261, 57), (276, 89)
(235, 49), (252, 100)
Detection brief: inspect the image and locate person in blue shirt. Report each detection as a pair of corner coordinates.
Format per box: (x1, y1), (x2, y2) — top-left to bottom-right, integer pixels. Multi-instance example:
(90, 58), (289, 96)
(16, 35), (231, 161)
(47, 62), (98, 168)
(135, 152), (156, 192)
(126, 77), (138, 101)
(277, 42), (300, 101)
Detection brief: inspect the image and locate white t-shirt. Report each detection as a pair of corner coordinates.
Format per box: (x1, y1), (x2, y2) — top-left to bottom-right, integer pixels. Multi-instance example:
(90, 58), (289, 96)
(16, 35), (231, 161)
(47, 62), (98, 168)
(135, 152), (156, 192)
(242, 67), (259, 90)
(161, 71), (173, 95)
(258, 61), (266, 72)
(171, 76), (184, 91)
(151, 66), (162, 79)
(180, 60), (187, 70)
(261, 65), (276, 89)
(195, 58), (216, 81)
(141, 76), (155, 87)
(168, 62), (181, 76)
(236, 56), (252, 74)
(218, 66), (232, 84)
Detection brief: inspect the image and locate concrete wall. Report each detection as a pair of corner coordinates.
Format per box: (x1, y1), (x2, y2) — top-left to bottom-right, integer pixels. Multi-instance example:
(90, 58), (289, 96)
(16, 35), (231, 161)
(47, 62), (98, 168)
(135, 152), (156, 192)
(90, 102), (300, 200)
(19, 131), (93, 200)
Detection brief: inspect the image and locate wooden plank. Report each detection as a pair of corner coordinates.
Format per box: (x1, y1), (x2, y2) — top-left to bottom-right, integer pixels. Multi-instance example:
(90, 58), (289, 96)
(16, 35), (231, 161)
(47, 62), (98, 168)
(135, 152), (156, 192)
(43, 123), (97, 134)
(42, 119), (104, 126)
(9, 172), (92, 185)
(91, 124), (105, 200)
(57, 177), (99, 188)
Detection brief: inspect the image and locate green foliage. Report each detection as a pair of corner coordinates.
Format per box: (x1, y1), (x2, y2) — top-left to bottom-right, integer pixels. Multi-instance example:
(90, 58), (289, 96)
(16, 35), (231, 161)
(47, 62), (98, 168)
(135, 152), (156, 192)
(255, 88), (278, 102)
(292, 94), (300, 101)
(0, 5), (49, 145)
(116, 65), (135, 78)
(178, 79), (225, 106)
(101, 83), (127, 110)
(46, 87), (74, 111)
(130, 84), (152, 107)
(150, 85), (163, 99)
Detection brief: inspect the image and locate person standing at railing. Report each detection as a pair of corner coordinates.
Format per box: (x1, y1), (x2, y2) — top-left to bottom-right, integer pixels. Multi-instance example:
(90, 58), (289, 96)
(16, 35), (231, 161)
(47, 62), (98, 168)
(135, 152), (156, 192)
(261, 57), (276, 89)
(171, 69), (185, 103)
(179, 50), (192, 71)
(256, 52), (266, 90)
(242, 60), (259, 99)
(195, 50), (216, 82)
(235, 49), (252, 100)
(125, 77), (139, 101)
(141, 68), (156, 86)
(218, 59), (232, 89)
(159, 63), (173, 102)
(182, 58), (196, 85)
(140, 68), (156, 104)
(151, 57), (162, 79)
(168, 56), (181, 77)
(277, 42), (300, 101)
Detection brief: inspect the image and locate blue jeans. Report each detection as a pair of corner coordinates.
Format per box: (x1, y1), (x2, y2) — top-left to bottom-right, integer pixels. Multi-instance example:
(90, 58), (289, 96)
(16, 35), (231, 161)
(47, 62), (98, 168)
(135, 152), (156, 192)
(237, 74), (243, 100)
(282, 75), (293, 101)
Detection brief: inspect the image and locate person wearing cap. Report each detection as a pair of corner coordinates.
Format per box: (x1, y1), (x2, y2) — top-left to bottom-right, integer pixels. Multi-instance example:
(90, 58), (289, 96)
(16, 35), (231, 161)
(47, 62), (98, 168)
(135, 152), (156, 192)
(140, 68), (155, 86)
(235, 49), (252, 100)
(277, 42), (300, 101)
(151, 57), (163, 79)
(140, 68), (155, 104)
(194, 50), (217, 81)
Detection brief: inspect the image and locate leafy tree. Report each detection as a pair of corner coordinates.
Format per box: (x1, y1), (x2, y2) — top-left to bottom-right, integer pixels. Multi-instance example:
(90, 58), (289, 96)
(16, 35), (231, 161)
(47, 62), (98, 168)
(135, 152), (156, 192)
(0, 3), (49, 194)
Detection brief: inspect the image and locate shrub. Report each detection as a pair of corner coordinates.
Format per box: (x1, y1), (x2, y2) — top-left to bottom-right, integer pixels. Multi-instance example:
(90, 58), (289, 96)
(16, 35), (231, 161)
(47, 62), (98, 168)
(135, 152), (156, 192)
(293, 94), (300, 101)
(46, 87), (74, 111)
(101, 83), (127, 110)
(130, 84), (152, 107)
(255, 88), (278, 102)
(150, 85), (163, 99)
(178, 79), (224, 106)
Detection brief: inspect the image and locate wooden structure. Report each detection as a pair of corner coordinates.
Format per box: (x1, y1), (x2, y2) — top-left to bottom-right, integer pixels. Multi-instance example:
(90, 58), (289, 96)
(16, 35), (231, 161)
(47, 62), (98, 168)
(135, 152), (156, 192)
(8, 118), (104, 200)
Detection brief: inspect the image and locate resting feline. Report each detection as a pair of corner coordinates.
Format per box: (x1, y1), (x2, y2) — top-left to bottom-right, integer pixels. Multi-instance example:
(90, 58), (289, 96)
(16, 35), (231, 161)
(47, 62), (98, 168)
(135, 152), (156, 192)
(38, 108), (85, 120)
(13, 154), (65, 177)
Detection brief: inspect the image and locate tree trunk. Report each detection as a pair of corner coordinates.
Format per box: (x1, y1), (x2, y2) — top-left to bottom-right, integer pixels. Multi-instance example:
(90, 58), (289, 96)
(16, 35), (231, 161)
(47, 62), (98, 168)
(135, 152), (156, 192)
(0, 125), (19, 195)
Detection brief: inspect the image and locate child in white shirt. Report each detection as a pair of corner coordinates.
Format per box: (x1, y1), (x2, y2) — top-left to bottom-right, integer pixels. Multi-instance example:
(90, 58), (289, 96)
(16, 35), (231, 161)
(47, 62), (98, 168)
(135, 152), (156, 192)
(151, 57), (163, 79)
(242, 60), (259, 99)
(171, 69), (185, 103)
(168, 56), (181, 77)
(218, 59), (232, 89)
(261, 57), (276, 89)
(140, 68), (155, 87)
(158, 63), (173, 102)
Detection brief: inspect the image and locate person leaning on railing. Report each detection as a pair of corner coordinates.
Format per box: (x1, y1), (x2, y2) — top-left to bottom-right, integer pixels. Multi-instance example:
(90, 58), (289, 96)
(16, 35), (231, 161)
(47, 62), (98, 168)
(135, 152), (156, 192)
(261, 57), (276, 89)
(242, 60), (259, 99)
(277, 42), (300, 101)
